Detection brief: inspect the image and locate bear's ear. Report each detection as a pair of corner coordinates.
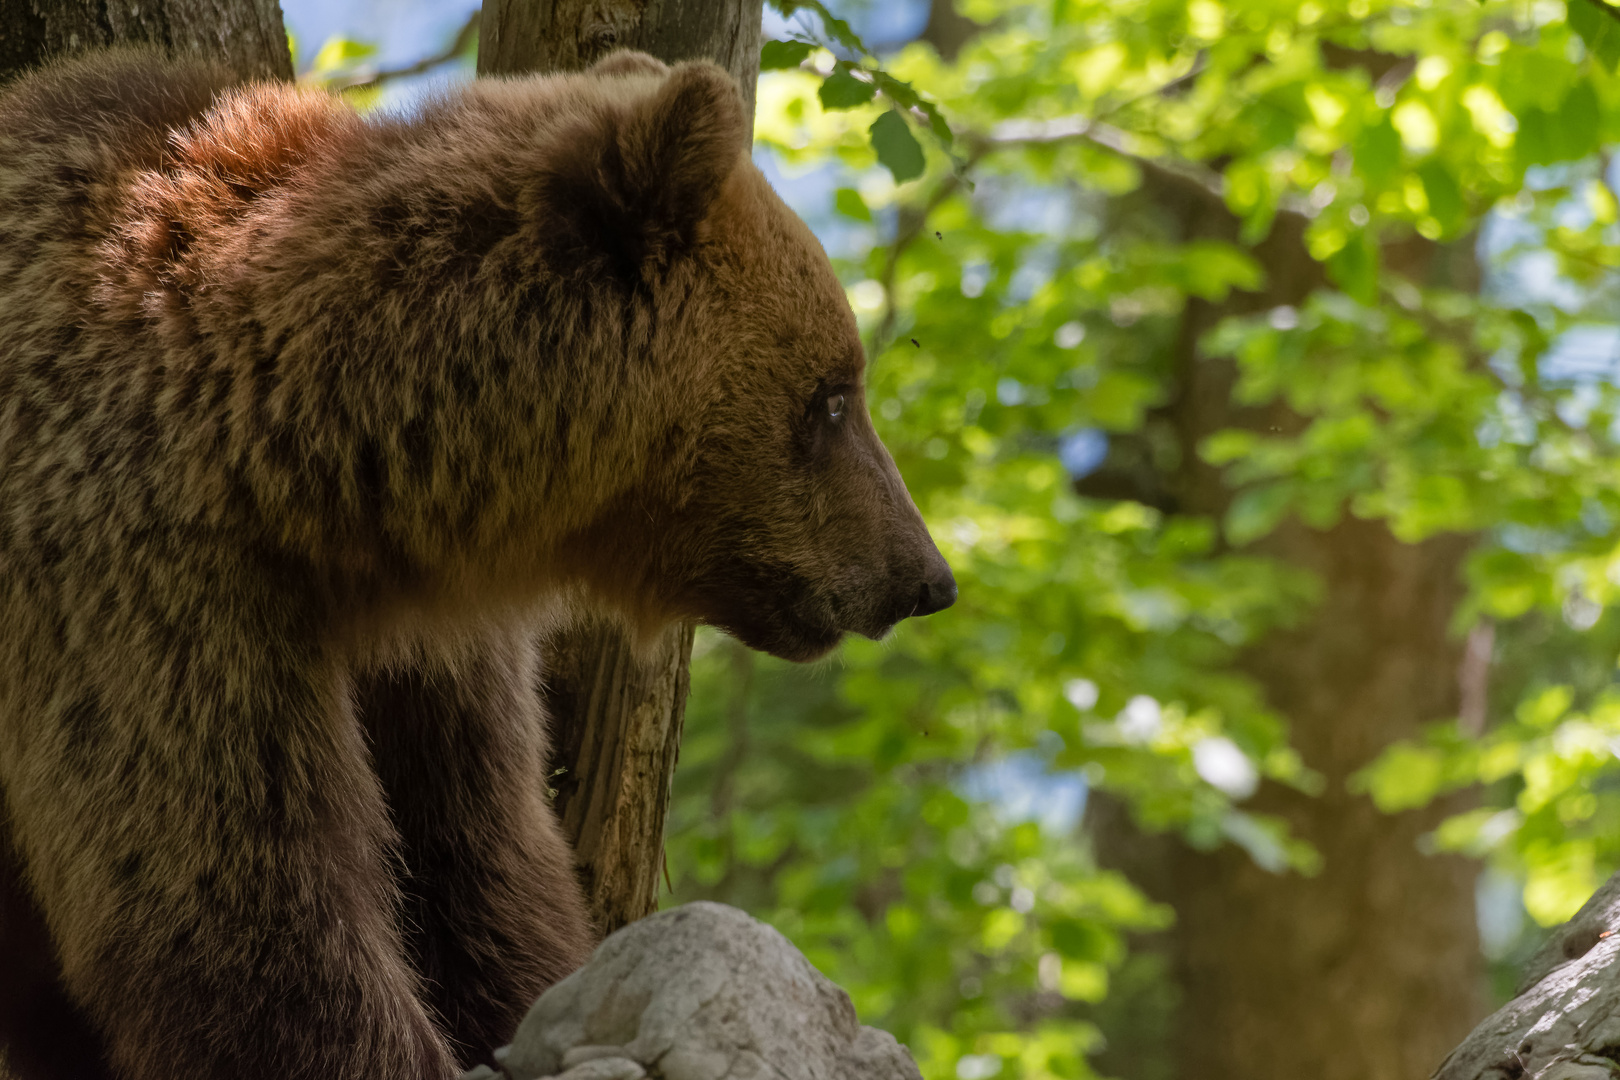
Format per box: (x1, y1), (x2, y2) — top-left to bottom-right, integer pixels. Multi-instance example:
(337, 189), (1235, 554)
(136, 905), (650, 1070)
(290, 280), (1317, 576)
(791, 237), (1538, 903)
(621, 61), (747, 235)
(589, 49), (670, 80)
(542, 60), (747, 279)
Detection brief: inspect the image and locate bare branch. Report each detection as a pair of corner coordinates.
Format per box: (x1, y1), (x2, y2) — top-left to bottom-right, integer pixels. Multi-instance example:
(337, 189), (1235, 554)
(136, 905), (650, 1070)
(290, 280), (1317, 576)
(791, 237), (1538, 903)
(320, 11), (480, 91)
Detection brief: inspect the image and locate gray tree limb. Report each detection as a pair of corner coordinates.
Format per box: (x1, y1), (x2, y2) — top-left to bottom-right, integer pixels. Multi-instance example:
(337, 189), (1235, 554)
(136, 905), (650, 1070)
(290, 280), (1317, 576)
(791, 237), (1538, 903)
(1436, 871), (1620, 1080)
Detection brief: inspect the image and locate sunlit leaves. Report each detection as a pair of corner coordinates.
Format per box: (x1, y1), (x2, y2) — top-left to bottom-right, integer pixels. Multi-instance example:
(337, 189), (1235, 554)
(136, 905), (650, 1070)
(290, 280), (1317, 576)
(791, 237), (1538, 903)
(310, 35), (375, 74)
(695, 0), (1620, 1073)
(762, 0), (952, 182)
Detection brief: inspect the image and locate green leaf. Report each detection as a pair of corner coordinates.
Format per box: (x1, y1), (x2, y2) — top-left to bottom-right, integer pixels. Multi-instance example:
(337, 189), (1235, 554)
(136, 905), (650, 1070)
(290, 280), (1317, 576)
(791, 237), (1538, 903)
(1225, 482), (1293, 545)
(1326, 229), (1379, 306)
(1049, 918), (1110, 961)
(1354, 118), (1402, 190)
(819, 68), (877, 110)
(834, 187), (872, 221)
(1569, 0), (1620, 72)
(760, 39), (815, 71)
(1417, 162), (1466, 237)
(767, 0), (866, 53)
(1355, 744), (1446, 812)
(1518, 80), (1603, 166)
(1517, 685), (1574, 729)
(1178, 240), (1264, 300)
(869, 111), (926, 182)
(872, 72), (953, 147)
(872, 70), (923, 109)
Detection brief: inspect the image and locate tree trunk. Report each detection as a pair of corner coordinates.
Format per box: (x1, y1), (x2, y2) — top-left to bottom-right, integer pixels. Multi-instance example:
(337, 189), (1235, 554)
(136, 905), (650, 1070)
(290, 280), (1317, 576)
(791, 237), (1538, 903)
(476, 0), (761, 935)
(0, 0), (289, 81)
(1173, 184), (1485, 1080)
(540, 620), (696, 934)
(478, 0), (761, 117)
(1170, 521), (1483, 1080)
(1089, 169), (1486, 1079)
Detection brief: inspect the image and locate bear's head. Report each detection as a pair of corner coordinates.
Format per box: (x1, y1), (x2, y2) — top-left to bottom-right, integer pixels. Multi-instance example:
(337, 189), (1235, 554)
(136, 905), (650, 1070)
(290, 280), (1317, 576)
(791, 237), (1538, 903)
(543, 53), (955, 662)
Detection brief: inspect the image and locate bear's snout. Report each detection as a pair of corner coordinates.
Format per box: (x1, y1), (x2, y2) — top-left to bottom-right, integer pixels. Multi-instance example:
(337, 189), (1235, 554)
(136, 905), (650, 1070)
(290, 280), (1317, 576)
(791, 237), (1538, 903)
(912, 562), (957, 618)
(860, 540), (956, 637)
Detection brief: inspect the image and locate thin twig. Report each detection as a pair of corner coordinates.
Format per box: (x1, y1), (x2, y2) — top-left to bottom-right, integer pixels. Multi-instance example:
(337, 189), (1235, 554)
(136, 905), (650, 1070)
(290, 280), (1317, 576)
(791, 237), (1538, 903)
(1093, 53), (1208, 119)
(320, 12), (481, 91)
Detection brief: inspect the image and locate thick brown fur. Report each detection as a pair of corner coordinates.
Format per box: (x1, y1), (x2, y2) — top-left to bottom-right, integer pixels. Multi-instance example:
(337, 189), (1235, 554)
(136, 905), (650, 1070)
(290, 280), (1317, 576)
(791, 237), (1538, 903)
(0, 47), (953, 1080)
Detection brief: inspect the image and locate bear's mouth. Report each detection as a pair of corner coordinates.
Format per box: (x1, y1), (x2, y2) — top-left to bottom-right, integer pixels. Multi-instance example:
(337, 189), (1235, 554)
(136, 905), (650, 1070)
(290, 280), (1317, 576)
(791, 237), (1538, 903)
(713, 602), (905, 662)
(720, 612), (845, 663)
(690, 559), (922, 662)
(689, 567), (849, 662)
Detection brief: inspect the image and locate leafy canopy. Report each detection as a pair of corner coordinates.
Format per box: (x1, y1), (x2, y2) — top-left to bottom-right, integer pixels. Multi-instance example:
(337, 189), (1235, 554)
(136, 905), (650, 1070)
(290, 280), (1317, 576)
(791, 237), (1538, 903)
(666, 0), (1620, 1077)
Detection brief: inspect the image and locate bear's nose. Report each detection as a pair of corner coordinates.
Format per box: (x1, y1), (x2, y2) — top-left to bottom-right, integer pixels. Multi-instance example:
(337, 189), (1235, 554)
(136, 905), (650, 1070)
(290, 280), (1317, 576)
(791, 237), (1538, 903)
(913, 569), (957, 618)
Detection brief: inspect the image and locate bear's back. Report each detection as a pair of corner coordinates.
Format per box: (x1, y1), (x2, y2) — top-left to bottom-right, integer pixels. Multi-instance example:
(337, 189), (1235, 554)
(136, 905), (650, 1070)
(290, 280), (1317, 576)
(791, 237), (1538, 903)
(0, 50), (228, 280)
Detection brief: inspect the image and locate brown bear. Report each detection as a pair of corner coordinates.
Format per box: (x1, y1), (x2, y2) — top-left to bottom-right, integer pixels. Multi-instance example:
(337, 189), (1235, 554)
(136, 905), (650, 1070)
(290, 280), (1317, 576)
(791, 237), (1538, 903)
(0, 46), (954, 1080)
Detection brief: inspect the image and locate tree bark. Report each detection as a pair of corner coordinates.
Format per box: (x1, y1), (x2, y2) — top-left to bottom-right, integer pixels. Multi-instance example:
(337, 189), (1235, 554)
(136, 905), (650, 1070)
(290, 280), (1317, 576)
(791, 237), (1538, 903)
(1170, 521), (1484, 1080)
(0, 0), (289, 81)
(476, 0), (761, 935)
(478, 0), (761, 117)
(541, 620), (695, 934)
(1090, 170), (1486, 1079)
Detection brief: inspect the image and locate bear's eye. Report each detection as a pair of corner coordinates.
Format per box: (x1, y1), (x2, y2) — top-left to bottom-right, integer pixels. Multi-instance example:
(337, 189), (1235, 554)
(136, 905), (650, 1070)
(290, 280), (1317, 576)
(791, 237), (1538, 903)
(826, 393), (845, 420)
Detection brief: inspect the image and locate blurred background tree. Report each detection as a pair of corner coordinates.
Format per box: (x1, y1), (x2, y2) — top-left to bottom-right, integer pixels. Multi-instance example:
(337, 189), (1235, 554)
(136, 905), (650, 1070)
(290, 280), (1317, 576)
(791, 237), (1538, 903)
(275, 0), (1620, 1076)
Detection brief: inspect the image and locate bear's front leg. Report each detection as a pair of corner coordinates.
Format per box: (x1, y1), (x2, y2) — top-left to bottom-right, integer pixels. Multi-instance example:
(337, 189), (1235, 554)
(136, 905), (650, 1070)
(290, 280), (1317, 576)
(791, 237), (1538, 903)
(1, 584), (457, 1080)
(356, 628), (597, 1067)
(0, 827), (113, 1080)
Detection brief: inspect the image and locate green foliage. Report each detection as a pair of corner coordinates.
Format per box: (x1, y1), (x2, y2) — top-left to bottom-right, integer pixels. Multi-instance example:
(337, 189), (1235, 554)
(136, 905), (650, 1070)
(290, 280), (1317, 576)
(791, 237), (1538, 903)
(761, 39), (818, 70)
(764, 1), (955, 180)
(666, 0), (1620, 1075)
(819, 67), (878, 109)
(1569, 0), (1620, 73)
(834, 186), (873, 221)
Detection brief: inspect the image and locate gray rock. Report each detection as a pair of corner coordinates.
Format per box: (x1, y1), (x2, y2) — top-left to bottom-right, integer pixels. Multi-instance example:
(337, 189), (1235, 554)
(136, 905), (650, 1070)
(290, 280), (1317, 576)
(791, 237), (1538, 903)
(496, 902), (921, 1080)
(561, 1047), (635, 1069)
(555, 1059), (646, 1080)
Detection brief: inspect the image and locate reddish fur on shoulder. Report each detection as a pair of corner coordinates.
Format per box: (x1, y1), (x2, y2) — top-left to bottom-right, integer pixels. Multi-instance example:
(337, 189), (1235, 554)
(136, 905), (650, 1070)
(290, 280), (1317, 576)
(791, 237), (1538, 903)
(99, 86), (359, 320)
